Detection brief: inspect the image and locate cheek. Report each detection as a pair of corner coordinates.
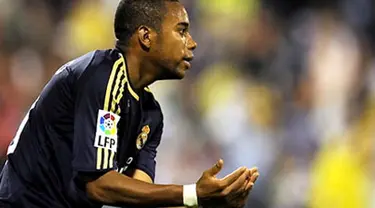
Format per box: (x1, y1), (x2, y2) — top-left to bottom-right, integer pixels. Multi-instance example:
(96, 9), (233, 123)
(157, 33), (185, 65)
(167, 33), (186, 54)
(160, 44), (184, 65)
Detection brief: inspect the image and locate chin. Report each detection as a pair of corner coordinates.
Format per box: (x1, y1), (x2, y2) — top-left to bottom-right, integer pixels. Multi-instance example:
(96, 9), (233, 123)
(175, 67), (189, 79)
(165, 73), (185, 80)
(174, 70), (186, 79)
(161, 68), (186, 80)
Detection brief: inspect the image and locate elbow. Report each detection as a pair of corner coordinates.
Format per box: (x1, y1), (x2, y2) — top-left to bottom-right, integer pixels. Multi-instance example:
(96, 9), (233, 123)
(83, 170), (157, 206)
(86, 181), (146, 205)
(85, 171), (145, 205)
(85, 171), (123, 204)
(86, 180), (113, 204)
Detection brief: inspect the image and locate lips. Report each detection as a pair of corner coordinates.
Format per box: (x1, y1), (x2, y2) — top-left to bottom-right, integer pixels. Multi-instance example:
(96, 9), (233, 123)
(183, 56), (194, 69)
(183, 60), (191, 69)
(184, 56), (194, 62)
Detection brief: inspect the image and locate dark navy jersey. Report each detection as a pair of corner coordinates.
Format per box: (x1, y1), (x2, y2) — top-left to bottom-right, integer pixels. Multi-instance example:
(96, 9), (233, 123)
(0, 49), (164, 208)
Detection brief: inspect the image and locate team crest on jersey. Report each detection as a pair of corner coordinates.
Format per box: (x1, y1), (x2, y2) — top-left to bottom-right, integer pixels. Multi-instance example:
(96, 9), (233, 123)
(136, 125), (150, 150)
(94, 110), (120, 152)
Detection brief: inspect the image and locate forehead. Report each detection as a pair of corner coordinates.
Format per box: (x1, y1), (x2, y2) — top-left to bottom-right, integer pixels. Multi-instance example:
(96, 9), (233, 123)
(162, 2), (189, 26)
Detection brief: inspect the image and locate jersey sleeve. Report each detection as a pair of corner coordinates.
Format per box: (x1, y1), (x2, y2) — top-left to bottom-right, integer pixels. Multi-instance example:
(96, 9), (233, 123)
(133, 121), (163, 181)
(72, 56), (126, 174)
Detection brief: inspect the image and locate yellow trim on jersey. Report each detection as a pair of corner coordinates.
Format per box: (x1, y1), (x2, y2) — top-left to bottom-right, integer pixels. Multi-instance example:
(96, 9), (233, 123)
(96, 148), (103, 170)
(103, 149), (109, 169)
(128, 85), (139, 101)
(115, 76), (127, 115)
(103, 58), (123, 111)
(109, 151), (115, 168)
(110, 64), (126, 112)
(144, 86), (152, 93)
(96, 55), (127, 170)
(119, 54), (140, 101)
(95, 53), (148, 170)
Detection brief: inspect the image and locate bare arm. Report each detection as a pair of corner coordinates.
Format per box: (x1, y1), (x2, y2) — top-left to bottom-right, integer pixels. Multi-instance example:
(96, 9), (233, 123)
(86, 170), (183, 207)
(86, 160), (252, 208)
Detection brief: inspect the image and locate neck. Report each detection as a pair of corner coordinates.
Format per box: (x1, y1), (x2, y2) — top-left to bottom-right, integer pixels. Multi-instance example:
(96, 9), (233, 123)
(121, 49), (158, 90)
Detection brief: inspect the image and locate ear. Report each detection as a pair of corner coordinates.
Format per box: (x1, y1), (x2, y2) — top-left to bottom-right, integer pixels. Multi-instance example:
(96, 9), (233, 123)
(137, 26), (153, 50)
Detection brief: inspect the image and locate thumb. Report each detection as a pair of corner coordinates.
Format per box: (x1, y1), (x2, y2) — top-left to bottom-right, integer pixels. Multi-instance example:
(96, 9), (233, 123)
(205, 159), (224, 176)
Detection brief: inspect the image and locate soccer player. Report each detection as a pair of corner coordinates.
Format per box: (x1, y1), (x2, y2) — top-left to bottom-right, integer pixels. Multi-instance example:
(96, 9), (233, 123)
(0, 0), (259, 207)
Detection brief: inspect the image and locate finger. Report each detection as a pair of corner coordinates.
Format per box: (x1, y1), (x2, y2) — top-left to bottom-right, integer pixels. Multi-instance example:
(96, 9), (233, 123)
(235, 180), (255, 206)
(220, 166), (247, 186)
(223, 181), (248, 208)
(249, 167), (258, 175)
(223, 169), (250, 194)
(245, 180), (254, 192)
(205, 159), (224, 176)
(233, 176), (249, 198)
(239, 182), (254, 202)
(250, 172), (259, 184)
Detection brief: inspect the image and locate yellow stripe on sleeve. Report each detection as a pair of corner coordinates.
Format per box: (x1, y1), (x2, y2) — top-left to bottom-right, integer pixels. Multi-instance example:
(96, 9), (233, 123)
(96, 148), (103, 170)
(103, 149), (109, 169)
(103, 58), (123, 111)
(110, 65), (125, 112)
(96, 55), (128, 170)
(109, 151), (115, 169)
(119, 54), (139, 101)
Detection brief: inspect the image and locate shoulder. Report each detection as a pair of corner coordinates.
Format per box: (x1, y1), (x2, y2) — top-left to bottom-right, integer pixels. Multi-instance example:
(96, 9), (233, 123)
(67, 49), (115, 80)
(143, 89), (164, 128)
(144, 89), (163, 113)
(65, 49), (122, 94)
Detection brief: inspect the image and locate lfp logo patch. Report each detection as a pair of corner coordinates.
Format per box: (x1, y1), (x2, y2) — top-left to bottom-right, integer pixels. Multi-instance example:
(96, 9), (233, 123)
(100, 113), (117, 136)
(94, 110), (120, 152)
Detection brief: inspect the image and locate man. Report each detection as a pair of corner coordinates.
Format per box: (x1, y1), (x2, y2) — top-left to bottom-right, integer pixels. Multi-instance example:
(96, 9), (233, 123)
(0, 0), (259, 207)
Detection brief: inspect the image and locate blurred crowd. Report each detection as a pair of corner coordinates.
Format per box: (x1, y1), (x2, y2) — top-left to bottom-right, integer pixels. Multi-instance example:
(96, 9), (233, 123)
(1, 0), (375, 207)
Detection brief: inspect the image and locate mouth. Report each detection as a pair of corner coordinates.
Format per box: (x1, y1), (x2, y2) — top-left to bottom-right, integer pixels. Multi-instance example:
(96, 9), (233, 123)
(183, 60), (191, 69)
(184, 56), (194, 62)
(183, 56), (194, 69)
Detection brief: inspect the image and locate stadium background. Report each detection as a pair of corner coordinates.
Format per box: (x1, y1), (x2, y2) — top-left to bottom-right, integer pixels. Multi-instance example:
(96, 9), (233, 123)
(1, 0), (375, 207)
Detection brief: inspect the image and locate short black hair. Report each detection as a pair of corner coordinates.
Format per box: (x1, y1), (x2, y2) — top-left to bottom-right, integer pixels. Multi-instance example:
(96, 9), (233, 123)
(114, 0), (180, 48)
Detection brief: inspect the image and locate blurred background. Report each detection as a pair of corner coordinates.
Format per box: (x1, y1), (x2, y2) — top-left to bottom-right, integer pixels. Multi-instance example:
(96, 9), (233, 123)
(1, 0), (375, 207)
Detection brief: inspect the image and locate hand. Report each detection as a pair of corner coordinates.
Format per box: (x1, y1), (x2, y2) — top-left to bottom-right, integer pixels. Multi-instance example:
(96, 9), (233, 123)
(195, 159), (253, 208)
(231, 167), (260, 208)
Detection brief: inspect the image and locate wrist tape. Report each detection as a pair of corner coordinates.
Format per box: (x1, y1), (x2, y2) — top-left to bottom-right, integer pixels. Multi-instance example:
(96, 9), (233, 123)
(183, 184), (198, 207)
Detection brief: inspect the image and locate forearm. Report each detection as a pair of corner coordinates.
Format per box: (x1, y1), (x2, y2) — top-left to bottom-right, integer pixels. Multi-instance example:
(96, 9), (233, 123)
(86, 170), (183, 207)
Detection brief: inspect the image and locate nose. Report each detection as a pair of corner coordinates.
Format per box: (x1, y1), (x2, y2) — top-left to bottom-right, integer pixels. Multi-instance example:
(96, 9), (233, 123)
(189, 39), (197, 51)
(187, 33), (197, 51)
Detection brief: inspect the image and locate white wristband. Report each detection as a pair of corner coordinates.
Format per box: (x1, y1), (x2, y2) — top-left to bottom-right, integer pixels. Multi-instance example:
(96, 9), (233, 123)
(183, 184), (198, 207)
